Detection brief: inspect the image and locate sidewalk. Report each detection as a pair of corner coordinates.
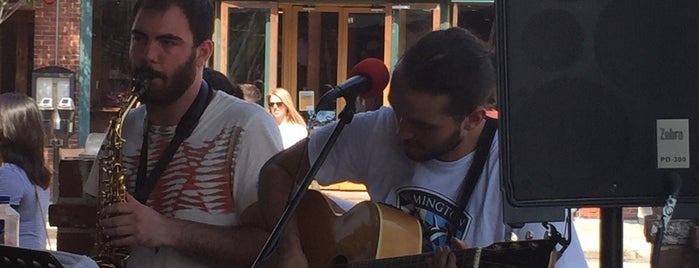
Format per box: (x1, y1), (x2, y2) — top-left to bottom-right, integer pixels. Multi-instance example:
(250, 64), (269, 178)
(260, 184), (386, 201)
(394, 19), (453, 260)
(575, 218), (651, 266)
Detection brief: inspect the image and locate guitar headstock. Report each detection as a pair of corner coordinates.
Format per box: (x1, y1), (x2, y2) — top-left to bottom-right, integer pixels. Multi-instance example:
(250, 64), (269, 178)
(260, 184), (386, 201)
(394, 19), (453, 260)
(478, 239), (558, 268)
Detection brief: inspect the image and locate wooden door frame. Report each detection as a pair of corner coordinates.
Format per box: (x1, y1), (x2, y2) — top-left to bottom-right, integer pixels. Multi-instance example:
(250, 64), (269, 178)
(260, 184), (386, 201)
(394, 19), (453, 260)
(280, 4), (385, 110)
(283, 5), (343, 107)
(218, 2), (441, 108)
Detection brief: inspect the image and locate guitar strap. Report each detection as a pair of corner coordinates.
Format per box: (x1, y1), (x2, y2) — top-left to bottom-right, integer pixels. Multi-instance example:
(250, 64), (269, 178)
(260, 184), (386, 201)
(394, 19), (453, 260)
(134, 81), (213, 204)
(447, 117), (498, 242)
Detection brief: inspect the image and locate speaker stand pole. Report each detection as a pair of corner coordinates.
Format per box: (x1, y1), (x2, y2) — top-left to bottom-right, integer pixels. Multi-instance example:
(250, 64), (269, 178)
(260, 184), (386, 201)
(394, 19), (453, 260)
(600, 207), (623, 268)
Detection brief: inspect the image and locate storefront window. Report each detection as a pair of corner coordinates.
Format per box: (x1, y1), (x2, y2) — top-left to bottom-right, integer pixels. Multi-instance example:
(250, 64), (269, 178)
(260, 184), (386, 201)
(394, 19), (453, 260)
(227, 8), (268, 90)
(347, 12), (384, 112)
(401, 9), (433, 56)
(92, 0), (136, 132)
(455, 4), (494, 43)
(296, 11), (338, 97)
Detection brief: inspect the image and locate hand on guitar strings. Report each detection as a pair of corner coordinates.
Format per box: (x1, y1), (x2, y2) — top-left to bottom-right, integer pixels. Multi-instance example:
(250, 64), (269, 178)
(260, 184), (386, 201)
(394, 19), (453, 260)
(427, 237), (469, 268)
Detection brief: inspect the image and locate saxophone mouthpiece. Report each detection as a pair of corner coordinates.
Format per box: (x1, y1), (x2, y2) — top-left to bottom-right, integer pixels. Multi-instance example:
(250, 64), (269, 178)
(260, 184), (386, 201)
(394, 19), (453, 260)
(131, 76), (151, 97)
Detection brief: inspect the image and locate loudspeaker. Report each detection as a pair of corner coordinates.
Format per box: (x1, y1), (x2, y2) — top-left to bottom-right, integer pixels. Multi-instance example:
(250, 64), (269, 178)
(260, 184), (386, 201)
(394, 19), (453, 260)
(497, 0), (699, 209)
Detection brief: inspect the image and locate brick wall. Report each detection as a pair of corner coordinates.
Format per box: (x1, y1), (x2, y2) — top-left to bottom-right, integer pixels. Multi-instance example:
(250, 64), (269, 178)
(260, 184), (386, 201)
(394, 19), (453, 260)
(644, 217), (699, 267)
(34, 0), (82, 149)
(37, 0), (88, 246)
(34, 0), (81, 70)
(578, 207), (639, 220)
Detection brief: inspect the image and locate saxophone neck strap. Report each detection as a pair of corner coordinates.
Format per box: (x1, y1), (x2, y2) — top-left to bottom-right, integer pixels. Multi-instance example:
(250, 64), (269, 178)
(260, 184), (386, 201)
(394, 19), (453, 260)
(134, 81), (213, 204)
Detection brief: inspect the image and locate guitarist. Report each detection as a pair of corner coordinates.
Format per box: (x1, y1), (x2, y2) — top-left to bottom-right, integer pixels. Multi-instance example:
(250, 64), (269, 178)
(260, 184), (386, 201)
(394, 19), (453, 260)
(257, 27), (587, 267)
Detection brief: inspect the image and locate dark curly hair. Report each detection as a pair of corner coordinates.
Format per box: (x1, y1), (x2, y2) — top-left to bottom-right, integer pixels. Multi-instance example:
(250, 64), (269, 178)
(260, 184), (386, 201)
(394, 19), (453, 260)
(391, 27), (496, 120)
(203, 68), (243, 99)
(133, 0), (214, 46)
(0, 93), (51, 189)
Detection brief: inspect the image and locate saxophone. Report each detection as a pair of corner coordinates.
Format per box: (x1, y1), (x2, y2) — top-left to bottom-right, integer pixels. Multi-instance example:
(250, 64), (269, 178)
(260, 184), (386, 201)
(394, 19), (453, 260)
(93, 77), (150, 268)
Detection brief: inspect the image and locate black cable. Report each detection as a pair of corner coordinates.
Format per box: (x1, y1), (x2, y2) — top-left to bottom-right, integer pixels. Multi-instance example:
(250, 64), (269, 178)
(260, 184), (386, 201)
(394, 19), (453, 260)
(559, 208), (573, 256)
(651, 225), (665, 268)
(651, 173), (682, 268)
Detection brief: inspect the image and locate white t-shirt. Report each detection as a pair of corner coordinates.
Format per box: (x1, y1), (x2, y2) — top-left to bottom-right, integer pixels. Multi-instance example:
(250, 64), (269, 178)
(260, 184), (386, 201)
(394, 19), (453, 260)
(86, 90), (283, 268)
(308, 106), (588, 267)
(278, 122), (308, 149)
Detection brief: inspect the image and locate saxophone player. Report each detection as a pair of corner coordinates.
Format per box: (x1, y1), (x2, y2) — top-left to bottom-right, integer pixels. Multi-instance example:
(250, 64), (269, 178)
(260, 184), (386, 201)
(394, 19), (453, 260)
(84, 0), (283, 267)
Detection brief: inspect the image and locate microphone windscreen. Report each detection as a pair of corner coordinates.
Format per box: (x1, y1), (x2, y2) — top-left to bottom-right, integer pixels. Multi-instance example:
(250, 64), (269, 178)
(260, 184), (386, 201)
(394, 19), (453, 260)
(348, 58), (390, 99)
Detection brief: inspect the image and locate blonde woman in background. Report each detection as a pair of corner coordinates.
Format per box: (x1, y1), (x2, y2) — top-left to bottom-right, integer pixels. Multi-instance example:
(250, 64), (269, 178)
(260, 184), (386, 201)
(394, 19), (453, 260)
(268, 88), (308, 148)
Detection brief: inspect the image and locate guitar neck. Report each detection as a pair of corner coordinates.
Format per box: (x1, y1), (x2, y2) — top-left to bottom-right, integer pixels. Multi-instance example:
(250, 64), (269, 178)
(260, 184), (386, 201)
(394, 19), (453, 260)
(296, 191), (558, 268)
(345, 239), (557, 268)
(343, 248), (482, 268)
(347, 248), (482, 268)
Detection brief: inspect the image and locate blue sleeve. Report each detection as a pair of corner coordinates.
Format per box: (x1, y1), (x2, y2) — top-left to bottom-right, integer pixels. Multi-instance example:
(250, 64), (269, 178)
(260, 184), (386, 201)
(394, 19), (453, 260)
(0, 164), (26, 206)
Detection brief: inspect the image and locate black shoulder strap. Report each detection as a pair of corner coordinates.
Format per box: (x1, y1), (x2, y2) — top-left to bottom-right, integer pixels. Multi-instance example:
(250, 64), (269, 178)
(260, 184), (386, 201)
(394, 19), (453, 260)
(448, 117), (498, 240)
(134, 81), (213, 204)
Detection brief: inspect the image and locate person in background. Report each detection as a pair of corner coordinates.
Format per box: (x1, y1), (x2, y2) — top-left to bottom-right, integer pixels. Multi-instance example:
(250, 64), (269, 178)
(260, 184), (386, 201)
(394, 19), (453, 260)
(84, 0), (283, 267)
(203, 67), (243, 99)
(484, 52), (498, 119)
(0, 93), (51, 250)
(240, 83), (262, 104)
(255, 27), (587, 267)
(267, 88), (308, 149)
(484, 89), (498, 119)
(253, 80), (264, 95)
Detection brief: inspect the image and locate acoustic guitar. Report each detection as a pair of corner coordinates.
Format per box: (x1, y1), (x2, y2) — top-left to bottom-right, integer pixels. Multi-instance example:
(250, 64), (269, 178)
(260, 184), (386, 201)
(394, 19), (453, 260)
(297, 190), (558, 267)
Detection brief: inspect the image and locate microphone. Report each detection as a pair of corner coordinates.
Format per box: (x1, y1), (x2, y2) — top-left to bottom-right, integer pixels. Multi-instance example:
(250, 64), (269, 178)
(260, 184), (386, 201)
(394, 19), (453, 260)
(316, 58), (390, 110)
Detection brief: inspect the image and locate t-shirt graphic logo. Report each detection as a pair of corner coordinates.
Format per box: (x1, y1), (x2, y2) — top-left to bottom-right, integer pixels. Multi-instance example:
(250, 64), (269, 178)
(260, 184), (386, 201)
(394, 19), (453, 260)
(396, 187), (471, 252)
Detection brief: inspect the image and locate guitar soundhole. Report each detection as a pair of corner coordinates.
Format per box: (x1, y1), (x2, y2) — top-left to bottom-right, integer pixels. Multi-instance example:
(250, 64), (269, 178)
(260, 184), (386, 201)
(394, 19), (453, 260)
(331, 255), (349, 267)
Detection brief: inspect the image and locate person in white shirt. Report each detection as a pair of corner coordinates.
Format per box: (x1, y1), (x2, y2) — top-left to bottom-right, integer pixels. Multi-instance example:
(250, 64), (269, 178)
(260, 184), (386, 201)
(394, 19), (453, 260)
(256, 27), (588, 268)
(83, 1), (283, 267)
(267, 88), (308, 149)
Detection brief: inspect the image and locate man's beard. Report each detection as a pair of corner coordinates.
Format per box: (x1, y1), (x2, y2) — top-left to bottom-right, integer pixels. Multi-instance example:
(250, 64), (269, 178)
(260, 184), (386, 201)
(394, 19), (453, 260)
(404, 128), (463, 162)
(134, 51), (197, 106)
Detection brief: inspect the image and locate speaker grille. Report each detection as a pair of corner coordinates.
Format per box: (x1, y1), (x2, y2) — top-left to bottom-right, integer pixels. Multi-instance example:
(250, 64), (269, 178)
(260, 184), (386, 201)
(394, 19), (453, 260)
(499, 0), (699, 207)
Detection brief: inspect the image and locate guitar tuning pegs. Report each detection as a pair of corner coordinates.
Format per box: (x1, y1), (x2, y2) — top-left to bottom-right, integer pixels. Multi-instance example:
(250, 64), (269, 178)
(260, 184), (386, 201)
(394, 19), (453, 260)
(506, 231), (519, 242)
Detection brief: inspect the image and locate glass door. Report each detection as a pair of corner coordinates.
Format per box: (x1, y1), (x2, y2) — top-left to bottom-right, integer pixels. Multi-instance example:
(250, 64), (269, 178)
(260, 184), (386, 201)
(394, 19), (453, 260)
(291, 6), (390, 115)
(343, 8), (387, 112)
(391, 4), (440, 58)
(290, 5), (340, 112)
(218, 2), (438, 111)
(220, 2), (278, 103)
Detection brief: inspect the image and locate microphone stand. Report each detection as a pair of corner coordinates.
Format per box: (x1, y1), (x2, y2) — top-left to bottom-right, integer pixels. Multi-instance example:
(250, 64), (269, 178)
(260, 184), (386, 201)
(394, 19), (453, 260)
(252, 96), (358, 268)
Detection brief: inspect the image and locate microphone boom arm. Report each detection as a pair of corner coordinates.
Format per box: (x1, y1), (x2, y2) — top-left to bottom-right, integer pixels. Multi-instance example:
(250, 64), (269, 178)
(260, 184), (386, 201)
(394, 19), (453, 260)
(316, 76), (369, 111)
